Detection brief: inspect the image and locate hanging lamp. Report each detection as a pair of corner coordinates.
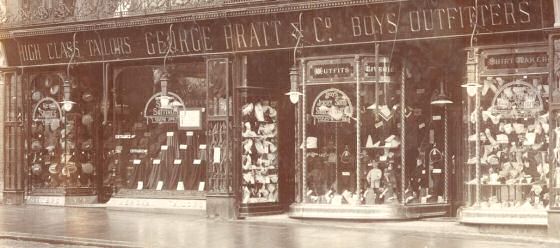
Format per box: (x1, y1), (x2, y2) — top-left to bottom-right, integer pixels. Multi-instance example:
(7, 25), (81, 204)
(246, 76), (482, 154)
(431, 81), (453, 105)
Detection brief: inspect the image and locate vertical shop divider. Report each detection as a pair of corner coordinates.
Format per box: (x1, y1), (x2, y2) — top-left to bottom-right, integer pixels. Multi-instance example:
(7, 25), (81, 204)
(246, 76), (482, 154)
(2, 71), (25, 204)
(355, 56), (361, 194)
(400, 60), (406, 204)
(301, 58), (307, 204)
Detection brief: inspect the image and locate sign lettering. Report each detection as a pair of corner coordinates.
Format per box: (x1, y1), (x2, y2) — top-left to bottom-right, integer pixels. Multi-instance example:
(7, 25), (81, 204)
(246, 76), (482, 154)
(311, 88), (354, 123)
(485, 52), (548, 70)
(4, 0), (551, 66)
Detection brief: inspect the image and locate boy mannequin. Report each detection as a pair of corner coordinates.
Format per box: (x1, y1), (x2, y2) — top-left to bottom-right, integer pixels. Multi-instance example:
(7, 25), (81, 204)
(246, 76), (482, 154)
(365, 161), (382, 205)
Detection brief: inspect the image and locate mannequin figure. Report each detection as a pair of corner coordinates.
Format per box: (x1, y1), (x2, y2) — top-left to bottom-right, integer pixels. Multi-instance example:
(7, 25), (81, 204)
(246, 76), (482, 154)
(366, 161), (382, 189)
(363, 160), (381, 205)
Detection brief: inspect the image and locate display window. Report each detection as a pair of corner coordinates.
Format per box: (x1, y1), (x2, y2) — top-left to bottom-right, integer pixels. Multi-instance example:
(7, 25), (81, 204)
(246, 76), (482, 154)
(300, 54), (450, 206)
(28, 71), (98, 189)
(107, 62), (207, 191)
(240, 96), (280, 203)
(464, 46), (551, 209)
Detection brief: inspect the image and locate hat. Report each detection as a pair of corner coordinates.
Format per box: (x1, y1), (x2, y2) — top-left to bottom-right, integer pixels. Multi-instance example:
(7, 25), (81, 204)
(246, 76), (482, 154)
(61, 163), (77, 176)
(32, 91), (42, 102)
(32, 164), (42, 175)
(81, 162), (94, 174)
(82, 91), (94, 102)
(50, 84), (60, 95)
(31, 140), (42, 151)
(81, 114), (93, 127)
(81, 139), (93, 150)
(48, 163), (59, 174)
(44, 77), (53, 87)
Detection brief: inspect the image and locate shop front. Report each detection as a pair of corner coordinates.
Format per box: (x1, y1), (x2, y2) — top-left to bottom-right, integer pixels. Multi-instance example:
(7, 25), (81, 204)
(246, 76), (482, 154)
(288, 43), (463, 219)
(457, 43), (552, 230)
(1, 0), (556, 221)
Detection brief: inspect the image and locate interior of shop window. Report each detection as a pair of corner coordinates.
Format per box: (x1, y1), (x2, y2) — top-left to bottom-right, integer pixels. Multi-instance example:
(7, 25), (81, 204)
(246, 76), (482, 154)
(107, 62), (208, 192)
(238, 51), (295, 212)
(27, 65), (102, 194)
(298, 41), (464, 207)
(464, 45), (552, 210)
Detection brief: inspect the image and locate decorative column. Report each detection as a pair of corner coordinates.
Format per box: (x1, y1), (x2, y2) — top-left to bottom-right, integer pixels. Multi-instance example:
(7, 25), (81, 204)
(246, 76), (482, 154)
(555, 0), (560, 27)
(547, 32), (560, 239)
(205, 56), (237, 219)
(2, 71), (25, 205)
(0, 72), (4, 203)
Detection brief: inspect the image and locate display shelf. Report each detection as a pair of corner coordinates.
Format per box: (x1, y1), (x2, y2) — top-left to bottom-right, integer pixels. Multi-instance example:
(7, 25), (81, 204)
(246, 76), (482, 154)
(207, 115), (230, 121)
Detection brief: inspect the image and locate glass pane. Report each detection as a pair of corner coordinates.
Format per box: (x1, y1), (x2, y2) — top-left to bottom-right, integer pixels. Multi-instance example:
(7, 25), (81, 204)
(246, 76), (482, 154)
(110, 63), (207, 191)
(304, 84), (358, 204)
(549, 110), (560, 209)
(29, 73), (97, 189)
(241, 97), (280, 203)
(467, 74), (550, 209)
(361, 82), (403, 205)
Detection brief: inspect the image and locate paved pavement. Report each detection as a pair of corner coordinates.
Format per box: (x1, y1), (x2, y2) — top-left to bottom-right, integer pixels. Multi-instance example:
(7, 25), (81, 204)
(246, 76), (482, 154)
(0, 205), (558, 248)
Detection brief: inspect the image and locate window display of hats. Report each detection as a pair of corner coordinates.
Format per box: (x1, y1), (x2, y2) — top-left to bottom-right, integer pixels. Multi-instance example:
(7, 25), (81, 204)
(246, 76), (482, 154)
(241, 100), (279, 204)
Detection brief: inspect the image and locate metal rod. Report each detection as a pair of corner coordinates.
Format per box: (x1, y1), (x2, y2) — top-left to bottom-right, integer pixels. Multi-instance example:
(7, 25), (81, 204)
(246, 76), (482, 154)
(444, 105), (449, 203)
(401, 60), (406, 204)
(302, 59), (307, 203)
(356, 56), (361, 195)
(474, 49), (481, 207)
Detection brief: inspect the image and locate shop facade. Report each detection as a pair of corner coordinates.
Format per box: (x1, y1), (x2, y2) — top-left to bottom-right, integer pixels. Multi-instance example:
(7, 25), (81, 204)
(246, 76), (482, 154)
(0, 0), (559, 229)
